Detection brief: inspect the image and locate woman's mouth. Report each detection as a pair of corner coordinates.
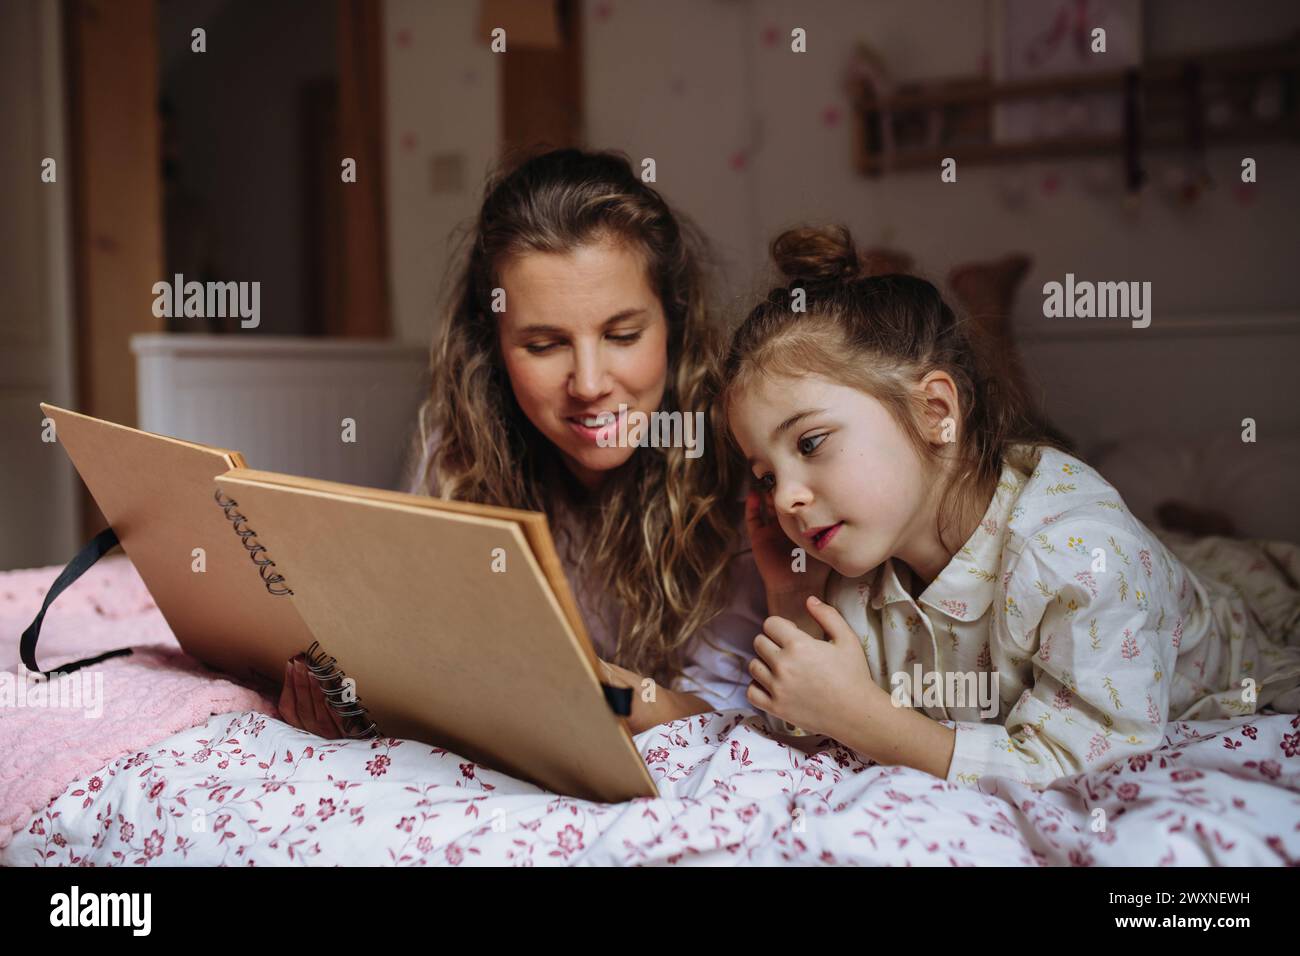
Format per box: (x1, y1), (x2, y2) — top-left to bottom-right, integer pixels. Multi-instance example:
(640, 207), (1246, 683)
(565, 408), (624, 444)
(807, 522), (844, 551)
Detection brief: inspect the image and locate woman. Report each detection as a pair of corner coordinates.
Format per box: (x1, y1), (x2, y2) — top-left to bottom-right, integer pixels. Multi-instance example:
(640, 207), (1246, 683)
(280, 148), (767, 738)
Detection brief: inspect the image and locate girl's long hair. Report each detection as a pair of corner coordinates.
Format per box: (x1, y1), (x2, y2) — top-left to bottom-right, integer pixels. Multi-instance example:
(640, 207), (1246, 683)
(721, 224), (1062, 555)
(406, 148), (743, 688)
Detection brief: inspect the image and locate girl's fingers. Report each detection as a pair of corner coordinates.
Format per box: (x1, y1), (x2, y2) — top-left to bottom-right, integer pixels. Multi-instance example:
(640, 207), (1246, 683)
(762, 615), (805, 647)
(746, 487), (775, 528)
(753, 632), (782, 663)
(746, 679), (773, 711)
(806, 596), (859, 646)
(749, 657), (776, 689)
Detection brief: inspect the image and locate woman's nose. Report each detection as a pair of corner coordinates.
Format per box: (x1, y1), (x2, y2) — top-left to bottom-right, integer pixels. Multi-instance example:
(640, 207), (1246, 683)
(568, 345), (610, 400)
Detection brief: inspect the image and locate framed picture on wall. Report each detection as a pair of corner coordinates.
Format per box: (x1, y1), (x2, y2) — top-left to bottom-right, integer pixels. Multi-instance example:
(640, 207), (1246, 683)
(992, 0), (1144, 143)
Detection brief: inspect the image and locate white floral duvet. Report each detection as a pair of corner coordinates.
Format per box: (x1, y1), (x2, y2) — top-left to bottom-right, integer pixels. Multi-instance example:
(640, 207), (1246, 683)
(7, 706), (1299, 866)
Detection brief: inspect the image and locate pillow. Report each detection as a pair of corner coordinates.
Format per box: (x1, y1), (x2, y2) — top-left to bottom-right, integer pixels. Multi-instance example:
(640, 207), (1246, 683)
(1088, 431), (1300, 545)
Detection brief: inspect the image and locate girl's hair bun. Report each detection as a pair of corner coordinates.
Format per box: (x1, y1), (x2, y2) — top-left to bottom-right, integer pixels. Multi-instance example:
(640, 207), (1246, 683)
(770, 224), (862, 285)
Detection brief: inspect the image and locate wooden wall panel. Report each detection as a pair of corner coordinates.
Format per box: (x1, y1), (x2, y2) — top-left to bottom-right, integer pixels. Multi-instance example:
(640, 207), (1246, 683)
(64, 0), (165, 536)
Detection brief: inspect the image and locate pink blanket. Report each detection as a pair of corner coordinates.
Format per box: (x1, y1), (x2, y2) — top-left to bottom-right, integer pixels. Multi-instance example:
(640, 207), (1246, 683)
(0, 554), (276, 848)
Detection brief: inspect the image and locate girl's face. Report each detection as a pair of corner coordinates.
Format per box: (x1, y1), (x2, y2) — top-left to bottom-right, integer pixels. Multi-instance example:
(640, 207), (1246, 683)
(728, 372), (943, 581)
(497, 238), (670, 490)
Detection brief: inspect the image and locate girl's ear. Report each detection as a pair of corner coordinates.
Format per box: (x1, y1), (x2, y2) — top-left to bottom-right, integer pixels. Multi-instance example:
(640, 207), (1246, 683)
(916, 370), (961, 447)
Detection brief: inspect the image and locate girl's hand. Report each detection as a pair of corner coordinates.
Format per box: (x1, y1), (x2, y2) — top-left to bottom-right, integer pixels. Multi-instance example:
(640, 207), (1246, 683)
(747, 595), (883, 740)
(278, 655), (348, 739)
(744, 488), (832, 611)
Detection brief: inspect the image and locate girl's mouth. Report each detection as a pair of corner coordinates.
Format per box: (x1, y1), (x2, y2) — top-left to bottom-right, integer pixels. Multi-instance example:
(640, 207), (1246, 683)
(566, 408), (624, 444)
(809, 522), (844, 551)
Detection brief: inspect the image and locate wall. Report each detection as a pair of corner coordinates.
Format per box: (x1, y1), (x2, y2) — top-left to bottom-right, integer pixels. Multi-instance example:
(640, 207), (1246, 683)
(584, 0), (1300, 320)
(581, 0), (1300, 464)
(384, 0), (501, 348)
(0, 0), (79, 568)
(379, 0), (1299, 458)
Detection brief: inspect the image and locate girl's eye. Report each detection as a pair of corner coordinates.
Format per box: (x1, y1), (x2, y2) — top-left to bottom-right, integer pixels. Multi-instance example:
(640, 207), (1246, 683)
(607, 331), (642, 344)
(755, 473), (775, 493)
(797, 433), (828, 456)
(524, 342), (559, 354)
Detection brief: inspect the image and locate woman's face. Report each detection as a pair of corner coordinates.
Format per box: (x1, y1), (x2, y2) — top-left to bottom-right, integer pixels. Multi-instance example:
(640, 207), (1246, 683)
(496, 238), (670, 490)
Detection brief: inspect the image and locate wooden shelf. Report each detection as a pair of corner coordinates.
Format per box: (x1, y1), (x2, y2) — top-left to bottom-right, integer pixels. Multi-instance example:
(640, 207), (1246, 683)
(860, 122), (1299, 173)
(853, 36), (1300, 176)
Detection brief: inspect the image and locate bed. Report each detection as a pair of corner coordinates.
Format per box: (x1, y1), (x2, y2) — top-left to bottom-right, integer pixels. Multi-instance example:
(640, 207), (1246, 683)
(3, 552), (1298, 866)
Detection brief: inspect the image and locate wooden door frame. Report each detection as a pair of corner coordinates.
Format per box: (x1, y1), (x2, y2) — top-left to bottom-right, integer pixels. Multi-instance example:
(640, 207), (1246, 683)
(63, 0), (165, 538)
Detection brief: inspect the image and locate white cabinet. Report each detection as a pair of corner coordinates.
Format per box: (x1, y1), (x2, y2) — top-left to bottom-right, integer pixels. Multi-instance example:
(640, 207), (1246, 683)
(131, 333), (429, 492)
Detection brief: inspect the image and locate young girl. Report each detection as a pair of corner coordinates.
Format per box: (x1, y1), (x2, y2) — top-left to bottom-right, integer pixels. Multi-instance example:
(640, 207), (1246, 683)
(722, 224), (1300, 790)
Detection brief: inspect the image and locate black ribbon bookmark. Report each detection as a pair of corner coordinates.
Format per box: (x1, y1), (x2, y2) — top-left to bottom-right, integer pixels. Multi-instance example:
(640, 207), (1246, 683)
(601, 682), (633, 716)
(20, 527), (134, 677)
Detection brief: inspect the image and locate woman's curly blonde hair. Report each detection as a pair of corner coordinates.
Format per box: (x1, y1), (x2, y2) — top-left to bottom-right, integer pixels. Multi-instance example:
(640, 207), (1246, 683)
(406, 148), (744, 690)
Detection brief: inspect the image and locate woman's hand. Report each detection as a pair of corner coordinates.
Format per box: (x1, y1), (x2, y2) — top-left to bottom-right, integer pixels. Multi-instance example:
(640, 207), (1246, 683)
(745, 488), (832, 616)
(597, 658), (715, 733)
(747, 596), (882, 742)
(598, 658), (637, 688)
(278, 655), (348, 739)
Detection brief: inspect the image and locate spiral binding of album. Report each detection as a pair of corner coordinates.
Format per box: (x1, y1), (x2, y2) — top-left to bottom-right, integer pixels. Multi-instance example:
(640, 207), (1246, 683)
(214, 489), (294, 596)
(214, 488), (379, 739)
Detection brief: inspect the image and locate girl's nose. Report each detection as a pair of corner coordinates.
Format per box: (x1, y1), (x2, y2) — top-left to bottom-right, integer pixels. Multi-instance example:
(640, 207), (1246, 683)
(773, 480), (811, 515)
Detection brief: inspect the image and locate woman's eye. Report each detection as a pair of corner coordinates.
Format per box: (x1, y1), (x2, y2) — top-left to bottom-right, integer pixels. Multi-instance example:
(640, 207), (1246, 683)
(525, 332), (639, 354)
(755, 473), (775, 492)
(797, 433), (828, 456)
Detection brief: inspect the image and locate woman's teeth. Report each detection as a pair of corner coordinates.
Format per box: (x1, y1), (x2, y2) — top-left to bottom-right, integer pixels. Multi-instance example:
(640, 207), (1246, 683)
(576, 413), (616, 427)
